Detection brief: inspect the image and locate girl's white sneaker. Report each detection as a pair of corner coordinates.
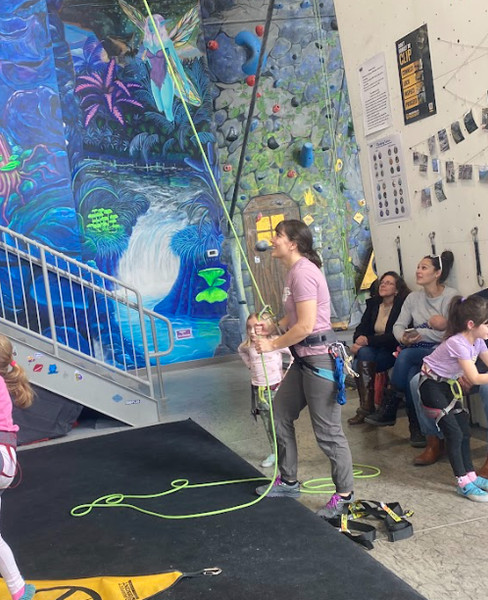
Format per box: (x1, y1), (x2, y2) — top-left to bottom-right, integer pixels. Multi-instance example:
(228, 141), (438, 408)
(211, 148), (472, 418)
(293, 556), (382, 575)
(260, 454), (275, 468)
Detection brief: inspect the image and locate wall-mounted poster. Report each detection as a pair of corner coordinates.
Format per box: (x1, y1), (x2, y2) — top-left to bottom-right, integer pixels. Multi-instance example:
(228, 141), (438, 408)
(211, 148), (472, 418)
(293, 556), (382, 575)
(358, 53), (392, 136)
(368, 134), (410, 224)
(396, 24), (436, 125)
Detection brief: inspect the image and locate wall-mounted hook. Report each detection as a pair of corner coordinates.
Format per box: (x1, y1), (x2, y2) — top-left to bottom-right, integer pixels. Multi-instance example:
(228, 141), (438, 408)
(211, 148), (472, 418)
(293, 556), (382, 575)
(428, 231), (436, 256)
(395, 236), (404, 278)
(471, 227), (485, 288)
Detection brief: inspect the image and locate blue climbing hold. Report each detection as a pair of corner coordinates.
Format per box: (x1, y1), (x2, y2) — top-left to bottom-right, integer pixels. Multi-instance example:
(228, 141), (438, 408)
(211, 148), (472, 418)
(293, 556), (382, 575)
(300, 142), (315, 168)
(235, 31), (268, 75)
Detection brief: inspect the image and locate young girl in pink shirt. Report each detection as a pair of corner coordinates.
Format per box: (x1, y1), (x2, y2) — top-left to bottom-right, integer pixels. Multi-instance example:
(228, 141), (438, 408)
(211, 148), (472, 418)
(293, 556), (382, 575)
(0, 335), (35, 600)
(238, 313), (292, 468)
(419, 295), (488, 501)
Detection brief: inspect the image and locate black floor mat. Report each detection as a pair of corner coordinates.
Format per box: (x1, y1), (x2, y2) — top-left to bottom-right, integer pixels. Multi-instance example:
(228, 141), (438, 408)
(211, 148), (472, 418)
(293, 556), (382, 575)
(5, 420), (426, 600)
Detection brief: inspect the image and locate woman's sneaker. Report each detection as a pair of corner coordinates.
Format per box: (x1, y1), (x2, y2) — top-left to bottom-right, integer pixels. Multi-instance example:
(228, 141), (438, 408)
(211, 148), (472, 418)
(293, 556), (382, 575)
(456, 482), (488, 502)
(316, 492), (354, 519)
(260, 454), (275, 468)
(255, 476), (300, 497)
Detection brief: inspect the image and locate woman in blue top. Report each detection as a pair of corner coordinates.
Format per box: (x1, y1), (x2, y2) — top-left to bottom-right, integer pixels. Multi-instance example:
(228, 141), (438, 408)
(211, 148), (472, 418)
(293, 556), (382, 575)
(418, 295), (488, 501)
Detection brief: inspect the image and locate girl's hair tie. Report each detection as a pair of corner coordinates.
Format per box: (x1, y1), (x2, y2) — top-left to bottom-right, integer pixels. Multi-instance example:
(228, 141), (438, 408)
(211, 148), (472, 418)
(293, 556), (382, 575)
(461, 297), (466, 302)
(10, 360), (17, 367)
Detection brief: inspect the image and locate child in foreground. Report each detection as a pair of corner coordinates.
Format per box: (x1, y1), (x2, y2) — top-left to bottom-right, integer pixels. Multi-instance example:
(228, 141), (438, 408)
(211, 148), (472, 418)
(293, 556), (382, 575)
(0, 335), (36, 600)
(419, 295), (488, 501)
(238, 313), (292, 468)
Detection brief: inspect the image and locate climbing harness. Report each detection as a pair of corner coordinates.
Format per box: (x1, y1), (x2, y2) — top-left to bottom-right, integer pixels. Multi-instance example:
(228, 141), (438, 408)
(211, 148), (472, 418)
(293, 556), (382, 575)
(322, 499), (414, 550)
(0, 432), (21, 489)
(418, 365), (467, 429)
(290, 339), (357, 405)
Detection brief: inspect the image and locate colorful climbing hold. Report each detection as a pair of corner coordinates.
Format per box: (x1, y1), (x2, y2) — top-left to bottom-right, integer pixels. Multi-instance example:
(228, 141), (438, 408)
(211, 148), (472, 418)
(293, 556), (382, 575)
(287, 169), (297, 178)
(255, 25), (264, 37)
(223, 164), (232, 172)
(207, 40), (219, 51)
(226, 127), (238, 142)
(300, 142), (314, 168)
(272, 104), (280, 113)
(246, 75), (256, 86)
(267, 136), (279, 150)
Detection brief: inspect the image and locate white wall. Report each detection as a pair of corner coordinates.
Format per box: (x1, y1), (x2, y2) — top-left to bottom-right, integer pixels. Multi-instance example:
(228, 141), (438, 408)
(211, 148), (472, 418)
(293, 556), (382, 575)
(333, 0), (488, 294)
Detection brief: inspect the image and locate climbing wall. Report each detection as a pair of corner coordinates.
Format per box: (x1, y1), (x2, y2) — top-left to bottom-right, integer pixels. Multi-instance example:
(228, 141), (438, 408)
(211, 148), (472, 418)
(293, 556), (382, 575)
(201, 0), (370, 324)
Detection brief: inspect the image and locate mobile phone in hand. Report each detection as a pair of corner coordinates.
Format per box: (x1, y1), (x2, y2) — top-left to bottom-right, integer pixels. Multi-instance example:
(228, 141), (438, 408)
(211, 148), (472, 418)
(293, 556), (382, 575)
(404, 328), (418, 340)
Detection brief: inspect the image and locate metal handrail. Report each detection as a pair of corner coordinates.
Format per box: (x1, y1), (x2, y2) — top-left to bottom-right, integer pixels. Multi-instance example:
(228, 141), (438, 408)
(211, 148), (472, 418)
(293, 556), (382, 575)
(0, 226), (174, 403)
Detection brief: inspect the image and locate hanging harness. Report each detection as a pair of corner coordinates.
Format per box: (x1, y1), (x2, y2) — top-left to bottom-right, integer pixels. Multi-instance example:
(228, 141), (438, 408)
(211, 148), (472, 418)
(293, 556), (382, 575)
(418, 364), (467, 429)
(289, 331), (357, 405)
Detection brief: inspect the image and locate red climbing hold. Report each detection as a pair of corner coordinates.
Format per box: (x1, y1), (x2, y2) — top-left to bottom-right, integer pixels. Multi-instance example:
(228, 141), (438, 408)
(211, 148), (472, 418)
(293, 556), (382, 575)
(272, 104), (280, 113)
(255, 25), (264, 37)
(287, 170), (297, 178)
(207, 40), (219, 51)
(223, 164), (232, 172)
(246, 75), (256, 86)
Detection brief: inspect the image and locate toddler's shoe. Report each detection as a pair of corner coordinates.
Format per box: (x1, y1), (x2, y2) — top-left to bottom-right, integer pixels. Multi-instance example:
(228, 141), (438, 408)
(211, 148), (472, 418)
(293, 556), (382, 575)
(260, 453), (275, 468)
(473, 476), (488, 492)
(255, 476), (300, 498)
(456, 481), (488, 502)
(19, 585), (36, 600)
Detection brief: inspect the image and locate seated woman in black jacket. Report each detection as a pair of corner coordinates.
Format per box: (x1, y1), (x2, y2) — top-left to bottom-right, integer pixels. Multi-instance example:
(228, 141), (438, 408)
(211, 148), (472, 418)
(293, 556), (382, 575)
(348, 271), (410, 425)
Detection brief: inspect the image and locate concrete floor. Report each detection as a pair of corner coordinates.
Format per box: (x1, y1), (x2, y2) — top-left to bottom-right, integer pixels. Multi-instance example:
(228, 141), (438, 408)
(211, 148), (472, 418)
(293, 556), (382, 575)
(23, 357), (488, 600)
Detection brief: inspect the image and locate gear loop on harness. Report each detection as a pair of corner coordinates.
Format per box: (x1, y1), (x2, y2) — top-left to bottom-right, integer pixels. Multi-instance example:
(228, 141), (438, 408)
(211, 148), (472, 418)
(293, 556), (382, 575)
(288, 340), (355, 405)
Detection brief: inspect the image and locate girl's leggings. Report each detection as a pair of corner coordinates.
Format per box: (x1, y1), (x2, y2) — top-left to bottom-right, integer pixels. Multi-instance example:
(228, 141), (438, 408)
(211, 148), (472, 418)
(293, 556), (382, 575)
(419, 379), (473, 477)
(0, 445), (25, 599)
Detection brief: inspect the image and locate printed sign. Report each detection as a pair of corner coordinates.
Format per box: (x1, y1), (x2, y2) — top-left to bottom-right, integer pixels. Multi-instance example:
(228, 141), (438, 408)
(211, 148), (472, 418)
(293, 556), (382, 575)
(175, 328), (193, 340)
(368, 133), (411, 224)
(396, 24), (436, 125)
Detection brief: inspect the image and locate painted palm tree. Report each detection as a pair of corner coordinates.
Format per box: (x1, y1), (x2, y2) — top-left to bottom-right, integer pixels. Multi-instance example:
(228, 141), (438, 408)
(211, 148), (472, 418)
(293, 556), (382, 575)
(75, 58), (143, 126)
(118, 0), (201, 122)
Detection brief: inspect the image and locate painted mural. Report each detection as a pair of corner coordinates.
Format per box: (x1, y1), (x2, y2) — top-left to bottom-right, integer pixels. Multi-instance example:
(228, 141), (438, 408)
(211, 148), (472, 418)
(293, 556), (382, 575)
(0, 0), (231, 366)
(0, 0), (370, 369)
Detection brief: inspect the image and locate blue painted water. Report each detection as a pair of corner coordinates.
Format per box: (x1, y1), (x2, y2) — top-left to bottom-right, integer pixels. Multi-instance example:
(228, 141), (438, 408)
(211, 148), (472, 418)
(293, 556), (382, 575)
(115, 174), (222, 364)
(117, 304), (221, 365)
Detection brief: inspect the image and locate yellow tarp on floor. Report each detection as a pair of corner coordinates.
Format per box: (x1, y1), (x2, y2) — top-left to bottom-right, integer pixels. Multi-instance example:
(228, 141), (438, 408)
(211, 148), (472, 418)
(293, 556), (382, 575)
(0, 571), (185, 600)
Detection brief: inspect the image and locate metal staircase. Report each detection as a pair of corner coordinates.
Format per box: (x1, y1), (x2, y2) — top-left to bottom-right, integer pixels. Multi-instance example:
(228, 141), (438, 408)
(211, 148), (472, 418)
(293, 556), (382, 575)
(0, 226), (174, 426)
